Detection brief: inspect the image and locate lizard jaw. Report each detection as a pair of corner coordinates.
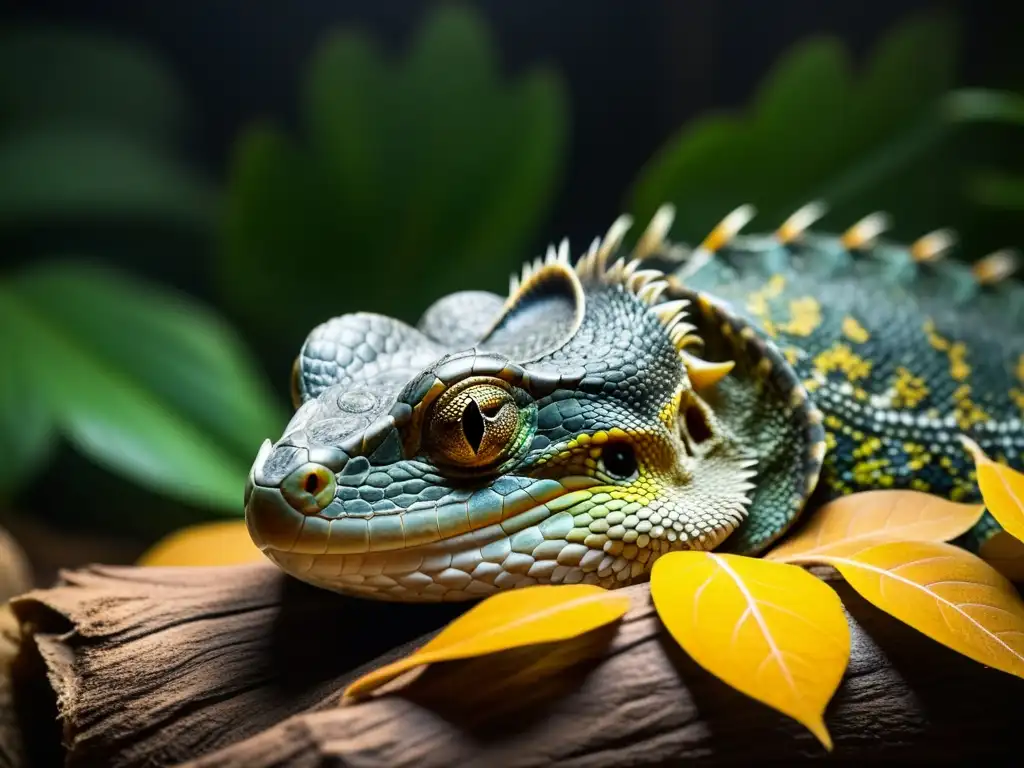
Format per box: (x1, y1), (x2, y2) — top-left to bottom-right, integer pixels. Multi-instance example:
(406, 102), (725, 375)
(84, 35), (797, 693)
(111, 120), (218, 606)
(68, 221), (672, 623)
(245, 450), (629, 600)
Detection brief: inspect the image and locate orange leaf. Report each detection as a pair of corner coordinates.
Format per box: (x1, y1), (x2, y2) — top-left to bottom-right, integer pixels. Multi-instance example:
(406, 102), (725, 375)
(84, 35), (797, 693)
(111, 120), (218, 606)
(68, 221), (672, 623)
(766, 490), (984, 562)
(787, 539), (1024, 680)
(650, 552), (849, 750)
(137, 521), (264, 566)
(980, 530), (1024, 582)
(961, 436), (1024, 545)
(344, 584), (630, 699)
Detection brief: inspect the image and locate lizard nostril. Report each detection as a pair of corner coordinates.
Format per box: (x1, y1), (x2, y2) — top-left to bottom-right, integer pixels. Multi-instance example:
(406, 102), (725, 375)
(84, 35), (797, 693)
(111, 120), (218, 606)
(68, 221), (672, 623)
(281, 463), (336, 515)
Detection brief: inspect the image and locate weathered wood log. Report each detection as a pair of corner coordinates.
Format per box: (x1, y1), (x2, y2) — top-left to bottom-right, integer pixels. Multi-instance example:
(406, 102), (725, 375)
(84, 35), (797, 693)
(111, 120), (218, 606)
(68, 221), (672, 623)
(0, 527), (31, 605)
(3, 562), (1022, 767)
(1, 607), (25, 768)
(0, 526), (32, 768)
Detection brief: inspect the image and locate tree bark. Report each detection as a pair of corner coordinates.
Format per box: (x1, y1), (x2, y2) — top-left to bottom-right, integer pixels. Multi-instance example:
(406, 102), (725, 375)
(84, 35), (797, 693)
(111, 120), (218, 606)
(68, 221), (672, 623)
(0, 527), (31, 605)
(2, 562), (1021, 767)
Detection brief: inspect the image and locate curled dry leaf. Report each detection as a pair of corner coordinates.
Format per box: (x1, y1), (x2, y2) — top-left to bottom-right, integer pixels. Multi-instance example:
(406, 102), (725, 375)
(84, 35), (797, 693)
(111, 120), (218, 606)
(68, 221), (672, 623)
(344, 584), (631, 699)
(786, 539), (1024, 680)
(137, 520), (264, 567)
(650, 552), (849, 750)
(766, 489), (985, 562)
(960, 436), (1024, 545)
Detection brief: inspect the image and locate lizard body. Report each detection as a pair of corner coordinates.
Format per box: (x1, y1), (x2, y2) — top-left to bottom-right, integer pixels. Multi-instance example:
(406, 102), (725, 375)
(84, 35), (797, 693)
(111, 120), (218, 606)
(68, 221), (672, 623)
(245, 204), (1023, 600)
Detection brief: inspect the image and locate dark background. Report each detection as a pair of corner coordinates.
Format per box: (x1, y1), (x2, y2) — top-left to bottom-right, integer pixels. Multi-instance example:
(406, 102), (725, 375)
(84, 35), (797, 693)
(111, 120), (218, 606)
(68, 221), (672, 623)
(3, 0), (1020, 284)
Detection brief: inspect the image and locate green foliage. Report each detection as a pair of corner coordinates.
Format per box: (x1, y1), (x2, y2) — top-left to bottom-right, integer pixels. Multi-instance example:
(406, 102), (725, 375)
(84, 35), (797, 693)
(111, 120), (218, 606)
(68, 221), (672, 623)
(220, 4), (568, 343)
(946, 89), (1024, 126)
(0, 27), (190, 143)
(0, 340), (54, 496)
(0, 128), (216, 228)
(946, 89), (1024, 211)
(0, 26), (216, 231)
(0, 26), (281, 516)
(0, 263), (285, 510)
(628, 12), (980, 243)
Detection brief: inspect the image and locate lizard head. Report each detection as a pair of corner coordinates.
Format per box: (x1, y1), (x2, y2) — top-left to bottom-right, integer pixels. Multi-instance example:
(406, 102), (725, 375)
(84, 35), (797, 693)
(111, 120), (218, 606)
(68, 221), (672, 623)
(245, 207), (825, 601)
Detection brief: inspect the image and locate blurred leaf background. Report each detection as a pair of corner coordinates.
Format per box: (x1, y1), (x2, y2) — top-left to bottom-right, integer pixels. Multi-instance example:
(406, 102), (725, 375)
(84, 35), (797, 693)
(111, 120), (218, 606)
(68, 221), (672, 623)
(0, 1), (1019, 578)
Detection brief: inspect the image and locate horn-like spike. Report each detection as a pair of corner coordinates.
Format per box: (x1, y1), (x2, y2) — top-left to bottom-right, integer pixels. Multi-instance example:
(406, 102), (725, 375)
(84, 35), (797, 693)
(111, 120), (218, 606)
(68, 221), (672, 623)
(667, 316), (697, 335)
(670, 329), (698, 346)
(595, 214), (634, 273)
(576, 236), (601, 279)
(520, 260), (533, 283)
(840, 212), (890, 249)
(532, 255), (544, 273)
(557, 237), (571, 264)
(777, 201), (828, 244)
(700, 204), (757, 254)
(682, 352), (735, 390)
(604, 256), (627, 284)
(637, 279), (669, 305)
(653, 299), (689, 323)
(670, 328), (699, 347)
(544, 243), (558, 265)
(509, 272), (521, 295)
(627, 268), (663, 294)
(669, 324), (699, 345)
(677, 333), (704, 351)
(910, 228), (957, 262)
(677, 204), (756, 281)
(622, 257), (643, 281)
(632, 203), (676, 260)
(973, 248), (1020, 285)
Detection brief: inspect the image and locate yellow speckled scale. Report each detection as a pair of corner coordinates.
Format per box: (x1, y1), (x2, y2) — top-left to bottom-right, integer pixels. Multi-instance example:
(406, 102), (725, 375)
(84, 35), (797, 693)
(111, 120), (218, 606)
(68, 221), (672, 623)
(679, 220), (1023, 550)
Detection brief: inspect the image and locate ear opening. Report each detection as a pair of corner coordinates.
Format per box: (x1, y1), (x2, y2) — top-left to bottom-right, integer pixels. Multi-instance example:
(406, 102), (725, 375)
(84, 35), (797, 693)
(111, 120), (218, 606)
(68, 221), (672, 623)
(666, 278), (827, 554)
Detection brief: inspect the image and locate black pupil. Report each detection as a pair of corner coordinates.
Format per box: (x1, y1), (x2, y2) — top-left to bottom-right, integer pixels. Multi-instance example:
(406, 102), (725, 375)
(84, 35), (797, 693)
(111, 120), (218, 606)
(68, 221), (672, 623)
(462, 401), (485, 453)
(602, 442), (637, 478)
(304, 473), (321, 494)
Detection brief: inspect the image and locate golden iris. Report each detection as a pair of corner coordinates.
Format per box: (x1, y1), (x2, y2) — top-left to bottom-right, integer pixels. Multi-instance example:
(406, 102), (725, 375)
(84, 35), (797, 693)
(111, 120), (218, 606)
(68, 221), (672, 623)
(427, 380), (519, 467)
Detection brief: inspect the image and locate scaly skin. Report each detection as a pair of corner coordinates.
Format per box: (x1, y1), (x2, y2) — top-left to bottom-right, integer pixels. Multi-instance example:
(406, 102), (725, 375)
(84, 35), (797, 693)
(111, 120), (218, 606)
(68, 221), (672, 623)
(244, 203), (1023, 601)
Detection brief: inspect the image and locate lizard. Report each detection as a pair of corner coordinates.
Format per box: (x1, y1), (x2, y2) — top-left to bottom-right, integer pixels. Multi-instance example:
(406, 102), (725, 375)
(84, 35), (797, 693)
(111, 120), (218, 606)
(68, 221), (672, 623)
(244, 202), (1024, 601)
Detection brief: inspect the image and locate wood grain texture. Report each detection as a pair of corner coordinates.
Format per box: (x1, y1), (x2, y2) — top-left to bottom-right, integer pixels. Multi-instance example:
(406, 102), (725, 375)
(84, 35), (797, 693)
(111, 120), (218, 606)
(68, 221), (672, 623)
(0, 525), (31, 768)
(0, 527), (31, 604)
(3, 563), (1022, 767)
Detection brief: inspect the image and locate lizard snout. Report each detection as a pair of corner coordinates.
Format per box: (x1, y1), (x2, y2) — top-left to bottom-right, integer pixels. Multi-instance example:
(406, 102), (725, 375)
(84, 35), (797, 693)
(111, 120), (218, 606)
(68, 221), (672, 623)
(245, 440), (338, 553)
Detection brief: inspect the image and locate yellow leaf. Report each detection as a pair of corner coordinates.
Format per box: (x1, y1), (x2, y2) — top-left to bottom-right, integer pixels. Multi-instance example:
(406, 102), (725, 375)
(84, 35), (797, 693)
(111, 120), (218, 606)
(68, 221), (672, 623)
(961, 436), (1024, 545)
(650, 552), (849, 750)
(980, 530), (1024, 582)
(137, 521), (264, 566)
(344, 584), (631, 699)
(766, 490), (984, 562)
(787, 539), (1024, 680)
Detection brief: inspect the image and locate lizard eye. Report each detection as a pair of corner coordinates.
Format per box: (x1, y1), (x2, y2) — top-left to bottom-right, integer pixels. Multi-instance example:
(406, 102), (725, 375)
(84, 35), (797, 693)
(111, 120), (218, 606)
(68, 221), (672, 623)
(600, 441), (638, 480)
(426, 381), (520, 467)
